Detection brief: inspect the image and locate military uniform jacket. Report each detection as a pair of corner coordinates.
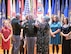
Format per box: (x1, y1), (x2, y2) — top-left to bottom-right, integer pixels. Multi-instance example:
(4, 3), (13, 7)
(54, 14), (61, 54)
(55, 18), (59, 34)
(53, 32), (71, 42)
(22, 19), (38, 37)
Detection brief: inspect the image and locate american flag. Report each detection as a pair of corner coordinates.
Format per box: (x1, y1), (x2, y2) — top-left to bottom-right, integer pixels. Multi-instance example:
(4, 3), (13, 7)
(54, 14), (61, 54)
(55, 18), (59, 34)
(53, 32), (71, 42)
(37, 0), (44, 14)
(23, 0), (30, 16)
(7, 0), (12, 19)
(12, 0), (16, 18)
(20, 0), (24, 20)
(33, 0), (37, 18)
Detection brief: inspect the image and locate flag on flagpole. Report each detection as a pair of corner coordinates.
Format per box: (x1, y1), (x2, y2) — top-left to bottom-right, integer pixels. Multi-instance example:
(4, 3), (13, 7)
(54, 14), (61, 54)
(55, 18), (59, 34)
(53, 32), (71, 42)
(7, 0), (12, 19)
(33, 0), (37, 18)
(54, 0), (57, 15)
(52, 0), (55, 14)
(61, 0), (64, 22)
(10, 0), (12, 19)
(23, 0), (30, 16)
(19, 0), (22, 20)
(0, 0), (1, 14)
(57, 0), (60, 12)
(12, 0), (16, 18)
(30, 0), (33, 13)
(61, 0), (64, 14)
(37, 0), (44, 15)
(69, 0), (71, 11)
(21, 0), (24, 11)
(64, 0), (68, 18)
(0, 0), (2, 28)
(69, 0), (71, 24)
(20, 0), (24, 20)
(19, 0), (21, 9)
(48, 0), (51, 24)
(44, 0), (48, 15)
(36, 0), (44, 22)
(1, 0), (6, 21)
(16, 0), (20, 15)
(57, 0), (60, 17)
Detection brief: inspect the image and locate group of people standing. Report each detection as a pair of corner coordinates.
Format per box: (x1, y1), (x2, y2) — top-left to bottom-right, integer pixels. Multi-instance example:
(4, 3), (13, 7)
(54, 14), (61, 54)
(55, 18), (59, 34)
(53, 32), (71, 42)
(0, 14), (71, 54)
(11, 14), (50, 54)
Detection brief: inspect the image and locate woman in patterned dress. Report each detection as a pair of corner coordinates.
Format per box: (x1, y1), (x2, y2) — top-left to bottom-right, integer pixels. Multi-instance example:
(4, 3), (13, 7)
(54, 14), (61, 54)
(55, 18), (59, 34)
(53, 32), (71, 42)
(0, 20), (12, 54)
(50, 15), (61, 54)
(37, 16), (50, 54)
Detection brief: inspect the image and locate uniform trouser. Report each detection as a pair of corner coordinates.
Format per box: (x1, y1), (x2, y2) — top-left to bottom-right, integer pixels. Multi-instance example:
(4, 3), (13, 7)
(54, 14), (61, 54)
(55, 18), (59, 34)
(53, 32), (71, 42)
(12, 35), (20, 54)
(26, 37), (36, 54)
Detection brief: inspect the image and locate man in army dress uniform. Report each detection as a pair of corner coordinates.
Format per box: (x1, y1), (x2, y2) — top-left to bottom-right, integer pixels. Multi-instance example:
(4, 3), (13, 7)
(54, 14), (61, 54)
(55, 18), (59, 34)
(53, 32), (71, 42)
(22, 15), (38, 54)
(11, 15), (22, 54)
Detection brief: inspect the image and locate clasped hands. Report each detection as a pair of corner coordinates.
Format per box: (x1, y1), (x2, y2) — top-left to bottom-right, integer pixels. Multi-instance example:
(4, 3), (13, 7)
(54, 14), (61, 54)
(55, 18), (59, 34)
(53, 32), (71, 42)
(64, 31), (71, 38)
(3, 38), (9, 42)
(51, 32), (56, 37)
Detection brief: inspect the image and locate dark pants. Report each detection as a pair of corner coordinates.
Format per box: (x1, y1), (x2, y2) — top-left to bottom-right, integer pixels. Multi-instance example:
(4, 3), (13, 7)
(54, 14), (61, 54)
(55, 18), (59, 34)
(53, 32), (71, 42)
(26, 37), (36, 54)
(11, 35), (20, 54)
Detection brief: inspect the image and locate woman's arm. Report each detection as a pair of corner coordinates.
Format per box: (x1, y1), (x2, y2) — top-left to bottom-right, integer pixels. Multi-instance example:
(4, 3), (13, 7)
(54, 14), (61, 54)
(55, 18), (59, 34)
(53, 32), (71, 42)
(0, 33), (6, 41)
(5, 26), (13, 42)
(53, 29), (61, 35)
(50, 29), (55, 37)
(0, 27), (7, 42)
(60, 32), (69, 37)
(53, 22), (61, 35)
(68, 31), (71, 36)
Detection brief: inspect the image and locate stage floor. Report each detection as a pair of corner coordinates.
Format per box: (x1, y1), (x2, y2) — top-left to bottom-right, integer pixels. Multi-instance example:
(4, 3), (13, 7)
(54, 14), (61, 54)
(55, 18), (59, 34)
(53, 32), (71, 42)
(0, 44), (62, 54)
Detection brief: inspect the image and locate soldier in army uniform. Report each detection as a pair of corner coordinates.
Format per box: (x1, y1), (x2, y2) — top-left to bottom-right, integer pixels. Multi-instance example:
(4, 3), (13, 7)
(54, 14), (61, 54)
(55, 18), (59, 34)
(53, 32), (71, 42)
(11, 15), (22, 54)
(22, 15), (38, 54)
(37, 16), (50, 54)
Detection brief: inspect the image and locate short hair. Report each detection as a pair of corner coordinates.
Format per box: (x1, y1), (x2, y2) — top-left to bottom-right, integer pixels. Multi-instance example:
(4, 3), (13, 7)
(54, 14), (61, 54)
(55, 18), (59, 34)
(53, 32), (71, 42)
(42, 16), (50, 22)
(26, 14), (34, 20)
(25, 15), (29, 20)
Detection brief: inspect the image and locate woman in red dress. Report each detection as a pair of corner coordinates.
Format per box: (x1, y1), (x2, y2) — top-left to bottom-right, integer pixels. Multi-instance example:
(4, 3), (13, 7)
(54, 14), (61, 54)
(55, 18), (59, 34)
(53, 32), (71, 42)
(0, 20), (12, 54)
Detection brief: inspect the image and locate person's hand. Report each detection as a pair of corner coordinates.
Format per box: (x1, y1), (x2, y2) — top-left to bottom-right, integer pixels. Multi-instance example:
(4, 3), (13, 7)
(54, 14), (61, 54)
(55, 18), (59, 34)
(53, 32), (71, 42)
(64, 34), (69, 37)
(69, 31), (71, 34)
(12, 37), (16, 42)
(53, 35), (56, 38)
(5, 38), (11, 42)
(64, 34), (69, 40)
(3, 38), (8, 42)
(51, 33), (56, 37)
(5, 39), (8, 42)
(20, 35), (23, 40)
